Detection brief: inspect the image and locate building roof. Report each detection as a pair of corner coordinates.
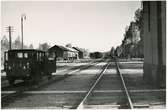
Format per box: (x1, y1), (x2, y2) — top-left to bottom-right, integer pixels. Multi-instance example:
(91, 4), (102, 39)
(49, 45), (78, 52)
(73, 47), (84, 52)
(49, 45), (68, 51)
(65, 46), (78, 52)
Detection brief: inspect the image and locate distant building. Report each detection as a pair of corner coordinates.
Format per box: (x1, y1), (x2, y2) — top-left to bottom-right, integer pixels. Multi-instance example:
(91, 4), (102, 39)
(73, 47), (84, 59)
(73, 47), (90, 59)
(48, 45), (78, 60)
(65, 46), (79, 60)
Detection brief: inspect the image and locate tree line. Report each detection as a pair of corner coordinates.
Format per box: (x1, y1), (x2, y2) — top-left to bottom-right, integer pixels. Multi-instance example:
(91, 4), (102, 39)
(113, 8), (144, 59)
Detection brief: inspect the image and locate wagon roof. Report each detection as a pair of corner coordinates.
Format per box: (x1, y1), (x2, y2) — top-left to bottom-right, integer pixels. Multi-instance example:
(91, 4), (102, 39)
(7, 49), (45, 53)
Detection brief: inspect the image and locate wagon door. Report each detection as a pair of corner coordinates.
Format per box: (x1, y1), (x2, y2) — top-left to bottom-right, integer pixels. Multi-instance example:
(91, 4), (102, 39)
(44, 53), (57, 75)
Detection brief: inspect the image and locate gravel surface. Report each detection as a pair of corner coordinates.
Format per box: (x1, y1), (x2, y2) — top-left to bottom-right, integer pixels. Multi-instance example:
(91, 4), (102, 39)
(119, 62), (143, 69)
(4, 93), (84, 109)
(119, 62), (166, 109)
(85, 92), (127, 106)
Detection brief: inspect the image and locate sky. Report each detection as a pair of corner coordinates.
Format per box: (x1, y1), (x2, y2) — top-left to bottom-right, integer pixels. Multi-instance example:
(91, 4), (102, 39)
(1, 1), (141, 52)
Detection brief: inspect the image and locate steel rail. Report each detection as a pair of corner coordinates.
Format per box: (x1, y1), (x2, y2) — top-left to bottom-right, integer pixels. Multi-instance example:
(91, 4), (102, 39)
(77, 62), (110, 109)
(115, 60), (134, 109)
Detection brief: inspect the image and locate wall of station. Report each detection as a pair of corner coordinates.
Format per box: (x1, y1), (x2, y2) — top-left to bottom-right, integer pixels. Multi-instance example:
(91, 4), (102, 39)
(143, 1), (166, 88)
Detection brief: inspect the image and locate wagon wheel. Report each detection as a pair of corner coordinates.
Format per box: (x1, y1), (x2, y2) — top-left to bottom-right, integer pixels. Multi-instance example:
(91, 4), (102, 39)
(47, 72), (52, 80)
(30, 68), (39, 85)
(34, 70), (42, 85)
(24, 78), (32, 85)
(8, 78), (15, 86)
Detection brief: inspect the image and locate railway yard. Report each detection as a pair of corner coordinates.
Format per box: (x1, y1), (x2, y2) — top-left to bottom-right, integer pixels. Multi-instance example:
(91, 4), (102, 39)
(1, 59), (166, 109)
(1, 1), (166, 109)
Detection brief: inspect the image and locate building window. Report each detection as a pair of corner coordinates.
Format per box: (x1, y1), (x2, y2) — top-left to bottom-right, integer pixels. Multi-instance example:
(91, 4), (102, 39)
(24, 53), (28, 58)
(17, 53), (23, 58)
(5, 52), (8, 61)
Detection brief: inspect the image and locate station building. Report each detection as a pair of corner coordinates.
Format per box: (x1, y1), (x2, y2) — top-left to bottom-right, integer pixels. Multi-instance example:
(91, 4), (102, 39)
(48, 45), (78, 61)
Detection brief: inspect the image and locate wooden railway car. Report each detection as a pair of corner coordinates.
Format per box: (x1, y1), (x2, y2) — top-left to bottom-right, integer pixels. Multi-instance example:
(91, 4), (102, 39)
(4, 49), (56, 85)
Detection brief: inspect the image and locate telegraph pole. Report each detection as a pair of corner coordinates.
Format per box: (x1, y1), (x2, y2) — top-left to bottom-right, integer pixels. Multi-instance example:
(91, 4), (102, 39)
(6, 26), (14, 50)
(21, 14), (26, 49)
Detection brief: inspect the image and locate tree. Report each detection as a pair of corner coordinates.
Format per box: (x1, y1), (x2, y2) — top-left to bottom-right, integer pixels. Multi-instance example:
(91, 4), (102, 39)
(110, 47), (115, 57)
(14, 36), (22, 49)
(66, 43), (72, 48)
(134, 8), (143, 30)
(117, 8), (144, 59)
(1, 35), (9, 50)
(1, 35), (9, 66)
(134, 9), (142, 21)
(38, 43), (50, 51)
(134, 8), (144, 58)
(29, 44), (34, 49)
(90, 52), (103, 59)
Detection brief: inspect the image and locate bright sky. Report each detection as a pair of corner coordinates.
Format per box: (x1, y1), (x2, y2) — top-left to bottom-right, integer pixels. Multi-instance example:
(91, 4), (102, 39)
(2, 1), (141, 52)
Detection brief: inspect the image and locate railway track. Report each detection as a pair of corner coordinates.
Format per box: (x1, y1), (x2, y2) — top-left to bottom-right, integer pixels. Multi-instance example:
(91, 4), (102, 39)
(74, 59), (165, 109)
(72, 59), (142, 109)
(115, 60), (133, 109)
(2, 59), (165, 109)
(76, 61), (111, 109)
(2, 59), (103, 107)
